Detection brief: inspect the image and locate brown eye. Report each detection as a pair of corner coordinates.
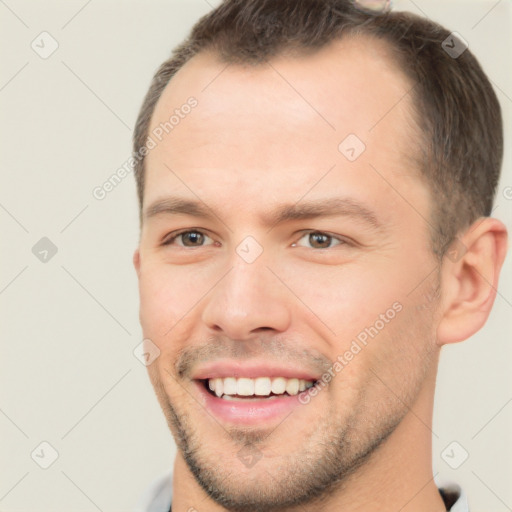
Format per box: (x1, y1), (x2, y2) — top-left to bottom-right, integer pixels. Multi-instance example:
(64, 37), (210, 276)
(308, 232), (333, 249)
(293, 231), (345, 249)
(181, 231), (205, 246)
(163, 230), (213, 247)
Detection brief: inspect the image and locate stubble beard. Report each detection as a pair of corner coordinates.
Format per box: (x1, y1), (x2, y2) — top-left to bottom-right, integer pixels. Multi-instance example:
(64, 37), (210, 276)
(148, 281), (440, 511)
(155, 381), (411, 512)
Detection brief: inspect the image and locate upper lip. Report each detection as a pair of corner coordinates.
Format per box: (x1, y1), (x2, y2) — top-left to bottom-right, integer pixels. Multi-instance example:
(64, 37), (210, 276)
(192, 360), (321, 381)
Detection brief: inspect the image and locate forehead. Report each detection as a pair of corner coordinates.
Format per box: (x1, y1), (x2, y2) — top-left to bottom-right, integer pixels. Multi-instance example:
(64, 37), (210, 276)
(144, 35), (425, 220)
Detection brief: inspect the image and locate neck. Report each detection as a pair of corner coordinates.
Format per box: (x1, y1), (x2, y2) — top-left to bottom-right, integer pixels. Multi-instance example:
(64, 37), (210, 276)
(171, 363), (446, 512)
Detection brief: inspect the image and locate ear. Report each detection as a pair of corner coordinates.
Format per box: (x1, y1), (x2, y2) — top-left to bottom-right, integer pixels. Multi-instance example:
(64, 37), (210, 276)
(133, 248), (141, 278)
(436, 217), (508, 346)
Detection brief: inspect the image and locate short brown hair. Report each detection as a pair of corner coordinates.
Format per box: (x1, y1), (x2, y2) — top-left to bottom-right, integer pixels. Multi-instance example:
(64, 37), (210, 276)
(133, 0), (503, 258)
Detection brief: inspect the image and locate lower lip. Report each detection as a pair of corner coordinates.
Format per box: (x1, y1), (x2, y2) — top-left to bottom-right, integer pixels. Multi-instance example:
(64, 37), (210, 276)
(195, 381), (307, 425)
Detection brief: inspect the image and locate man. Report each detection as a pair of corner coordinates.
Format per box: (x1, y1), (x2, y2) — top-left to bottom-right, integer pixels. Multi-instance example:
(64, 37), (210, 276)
(132, 0), (508, 510)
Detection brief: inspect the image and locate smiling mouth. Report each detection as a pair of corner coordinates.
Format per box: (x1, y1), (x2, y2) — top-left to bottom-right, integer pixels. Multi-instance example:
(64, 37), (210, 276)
(201, 376), (316, 401)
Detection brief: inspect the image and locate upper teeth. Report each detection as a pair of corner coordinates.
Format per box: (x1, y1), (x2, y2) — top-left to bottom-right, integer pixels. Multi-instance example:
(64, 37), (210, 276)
(207, 377), (314, 398)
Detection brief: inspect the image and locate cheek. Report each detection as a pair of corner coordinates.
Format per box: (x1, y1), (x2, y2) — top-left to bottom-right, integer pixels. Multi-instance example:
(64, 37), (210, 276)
(359, 290), (437, 397)
(280, 260), (406, 340)
(139, 262), (199, 314)
(138, 262), (222, 356)
(326, 304), (434, 433)
(138, 265), (191, 344)
(139, 273), (171, 332)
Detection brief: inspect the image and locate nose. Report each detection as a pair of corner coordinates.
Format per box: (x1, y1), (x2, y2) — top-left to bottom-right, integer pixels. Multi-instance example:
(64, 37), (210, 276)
(200, 256), (291, 340)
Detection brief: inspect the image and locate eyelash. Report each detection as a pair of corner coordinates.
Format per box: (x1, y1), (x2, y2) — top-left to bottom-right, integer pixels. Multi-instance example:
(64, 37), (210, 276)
(161, 229), (213, 247)
(293, 231), (349, 249)
(161, 229), (351, 249)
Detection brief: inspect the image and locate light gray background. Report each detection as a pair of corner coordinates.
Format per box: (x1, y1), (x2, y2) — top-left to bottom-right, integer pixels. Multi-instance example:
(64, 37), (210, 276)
(0, 1), (511, 511)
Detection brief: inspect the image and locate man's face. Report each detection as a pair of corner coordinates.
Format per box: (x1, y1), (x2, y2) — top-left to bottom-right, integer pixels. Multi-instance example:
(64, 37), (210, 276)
(135, 37), (441, 509)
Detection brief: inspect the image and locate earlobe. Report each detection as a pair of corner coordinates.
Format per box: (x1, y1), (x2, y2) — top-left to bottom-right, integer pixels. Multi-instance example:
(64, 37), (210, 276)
(133, 248), (141, 277)
(436, 217), (508, 346)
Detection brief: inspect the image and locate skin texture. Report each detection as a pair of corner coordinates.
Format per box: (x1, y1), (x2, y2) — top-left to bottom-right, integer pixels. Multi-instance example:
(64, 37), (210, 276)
(133, 36), (508, 512)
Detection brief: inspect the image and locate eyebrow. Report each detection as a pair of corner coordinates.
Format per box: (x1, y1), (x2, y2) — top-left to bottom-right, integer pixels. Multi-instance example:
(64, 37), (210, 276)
(265, 197), (383, 231)
(144, 196), (384, 231)
(145, 197), (213, 220)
